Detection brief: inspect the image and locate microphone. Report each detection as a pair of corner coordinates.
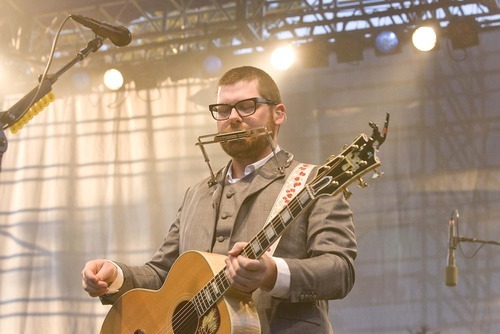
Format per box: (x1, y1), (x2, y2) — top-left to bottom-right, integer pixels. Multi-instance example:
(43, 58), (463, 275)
(445, 210), (458, 286)
(71, 14), (132, 47)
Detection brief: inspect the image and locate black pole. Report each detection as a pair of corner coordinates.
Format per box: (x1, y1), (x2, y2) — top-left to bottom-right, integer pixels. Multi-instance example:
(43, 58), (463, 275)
(0, 37), (104, 173)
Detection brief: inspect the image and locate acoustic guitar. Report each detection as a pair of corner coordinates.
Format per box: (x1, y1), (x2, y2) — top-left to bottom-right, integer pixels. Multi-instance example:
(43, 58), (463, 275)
(100, 114), (390, 334)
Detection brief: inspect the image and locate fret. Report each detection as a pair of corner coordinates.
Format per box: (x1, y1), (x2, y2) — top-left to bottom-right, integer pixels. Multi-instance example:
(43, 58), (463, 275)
(251, 239), (262, 256)
(264, 224), (276, 241)
(257, 231), (270, 251)
(192, 294), (203, 316)
(243, 244), (257, 259)
(273, 215), (286, 235)
(210, 280), (220, 297)
(198, 291), (209, 314)
(298, 189), (312, 206)
(218, 271), (231, 291)
(204, 286), (214, 304)
(281, 206), (293, 224)
(288, 199), (302, 217)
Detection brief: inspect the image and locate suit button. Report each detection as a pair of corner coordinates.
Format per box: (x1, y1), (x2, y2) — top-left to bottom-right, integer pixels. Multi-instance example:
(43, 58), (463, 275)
(217, 236), (225, 242)
(221, 213), (231, 219)
(226, 191), (235, 198)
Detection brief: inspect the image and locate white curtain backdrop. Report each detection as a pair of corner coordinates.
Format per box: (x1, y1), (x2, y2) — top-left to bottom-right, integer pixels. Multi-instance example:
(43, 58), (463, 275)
(0, 78), (221, 333)
(1, 31), (499, 334)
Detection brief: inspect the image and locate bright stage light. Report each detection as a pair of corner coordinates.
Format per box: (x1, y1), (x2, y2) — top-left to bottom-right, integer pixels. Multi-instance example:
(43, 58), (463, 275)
(412, 26), (437, 52)
(103, 68), (124, 90)
(270, 45), (296, 71)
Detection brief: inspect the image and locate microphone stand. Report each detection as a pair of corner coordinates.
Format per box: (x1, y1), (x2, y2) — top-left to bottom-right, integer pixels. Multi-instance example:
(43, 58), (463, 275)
(456, 236), (500, 247)
(0, 37), (104, 173)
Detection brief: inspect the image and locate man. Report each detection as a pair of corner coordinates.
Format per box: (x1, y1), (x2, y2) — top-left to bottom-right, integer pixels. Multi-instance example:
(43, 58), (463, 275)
(82, 66), (357, 333)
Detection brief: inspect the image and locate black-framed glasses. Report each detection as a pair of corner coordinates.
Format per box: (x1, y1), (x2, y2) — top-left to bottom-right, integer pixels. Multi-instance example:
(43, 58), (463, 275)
(209, 97), (276, 120)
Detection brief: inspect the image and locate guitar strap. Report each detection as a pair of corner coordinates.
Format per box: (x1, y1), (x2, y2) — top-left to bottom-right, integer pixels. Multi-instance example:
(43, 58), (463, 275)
(264, 163), (315, 256)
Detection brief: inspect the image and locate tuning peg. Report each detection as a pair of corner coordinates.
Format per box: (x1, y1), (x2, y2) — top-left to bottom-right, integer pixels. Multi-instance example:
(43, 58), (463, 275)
(372, 169), (384, 179)
(343, 188), (352, 199)
(357, 178), (368, 188)
(326, 155), (336, 162)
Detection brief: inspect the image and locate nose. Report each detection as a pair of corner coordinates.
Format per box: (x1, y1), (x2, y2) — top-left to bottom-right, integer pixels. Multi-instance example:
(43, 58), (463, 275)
(227, 106), (242, 121)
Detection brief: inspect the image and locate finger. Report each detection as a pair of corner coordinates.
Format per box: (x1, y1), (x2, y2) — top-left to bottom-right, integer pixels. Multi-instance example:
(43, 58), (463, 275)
(226, 257), (260, 290)
(95, 262), (118, 283)
(228, 242), (248, 256)
(82, 278), (108, 297)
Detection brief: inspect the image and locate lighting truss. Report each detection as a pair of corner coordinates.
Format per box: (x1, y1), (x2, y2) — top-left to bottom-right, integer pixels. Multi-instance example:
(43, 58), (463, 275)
(1, 0), (499, 69)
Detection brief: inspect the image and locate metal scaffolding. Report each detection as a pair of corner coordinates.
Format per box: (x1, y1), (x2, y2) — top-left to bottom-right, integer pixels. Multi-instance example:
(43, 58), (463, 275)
(1, 0), (499, 69)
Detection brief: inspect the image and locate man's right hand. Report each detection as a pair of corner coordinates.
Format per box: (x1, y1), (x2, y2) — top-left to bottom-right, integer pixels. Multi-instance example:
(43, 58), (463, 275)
(81, 259), (118, 297)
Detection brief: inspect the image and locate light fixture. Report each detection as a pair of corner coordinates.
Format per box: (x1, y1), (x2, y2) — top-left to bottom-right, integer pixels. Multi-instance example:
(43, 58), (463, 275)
(412, 22), (439, 52)
(374, 30), (401, 55)
(300, 41), (331, 68)
(203, 54), (223, 76)
(447, 17), (479, 49)
(103, 68), (124, 90)
(270, 45), (296, 71)
(335, 34), (365, 63)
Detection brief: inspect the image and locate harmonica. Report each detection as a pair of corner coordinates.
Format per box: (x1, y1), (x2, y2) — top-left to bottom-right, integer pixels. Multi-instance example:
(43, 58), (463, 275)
(196, 126), (271, 145)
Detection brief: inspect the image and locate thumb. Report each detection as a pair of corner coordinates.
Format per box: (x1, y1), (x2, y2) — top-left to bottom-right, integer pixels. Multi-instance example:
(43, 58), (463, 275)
(95, 261), (118, 285)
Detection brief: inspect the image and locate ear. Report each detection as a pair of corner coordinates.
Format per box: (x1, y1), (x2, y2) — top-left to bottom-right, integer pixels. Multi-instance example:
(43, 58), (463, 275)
(273, 104), (286, 124)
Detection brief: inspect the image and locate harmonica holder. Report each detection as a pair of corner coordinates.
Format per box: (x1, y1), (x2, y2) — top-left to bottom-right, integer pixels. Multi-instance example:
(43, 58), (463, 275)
(196, 126), (283, 186)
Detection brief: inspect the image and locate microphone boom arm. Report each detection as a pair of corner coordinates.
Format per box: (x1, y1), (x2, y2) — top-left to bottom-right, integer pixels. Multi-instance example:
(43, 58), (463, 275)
(0, 36), (105, 173)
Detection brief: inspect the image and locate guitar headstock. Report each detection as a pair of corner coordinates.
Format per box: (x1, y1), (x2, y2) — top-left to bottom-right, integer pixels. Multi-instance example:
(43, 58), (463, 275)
(309, 113), (390, 199)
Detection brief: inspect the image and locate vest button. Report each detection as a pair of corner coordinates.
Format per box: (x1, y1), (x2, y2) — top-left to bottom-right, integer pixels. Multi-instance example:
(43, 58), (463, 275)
(226, 191), (235, 198)
(217, 236), (225, 242)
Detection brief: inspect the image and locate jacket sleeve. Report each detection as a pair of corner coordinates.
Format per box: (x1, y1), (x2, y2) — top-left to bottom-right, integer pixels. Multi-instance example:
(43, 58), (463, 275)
(279, 191), (357, 303)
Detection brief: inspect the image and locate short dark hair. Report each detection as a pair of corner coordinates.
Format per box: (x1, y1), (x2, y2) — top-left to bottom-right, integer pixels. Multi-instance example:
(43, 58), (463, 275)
(217, 66), (282, 104)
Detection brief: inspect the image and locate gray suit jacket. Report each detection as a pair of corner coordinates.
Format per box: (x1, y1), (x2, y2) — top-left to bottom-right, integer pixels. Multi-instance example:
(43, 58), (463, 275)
(102, 150), (357, 333)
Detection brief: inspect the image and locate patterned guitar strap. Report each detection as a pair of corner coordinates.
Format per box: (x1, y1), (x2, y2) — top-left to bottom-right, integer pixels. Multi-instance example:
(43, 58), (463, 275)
(265, 163), (316, 256)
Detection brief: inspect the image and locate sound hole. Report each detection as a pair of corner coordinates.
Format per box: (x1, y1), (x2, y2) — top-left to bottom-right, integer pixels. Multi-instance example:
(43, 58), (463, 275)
(171, 301), (220, 334)
(172, 301), (199, 334)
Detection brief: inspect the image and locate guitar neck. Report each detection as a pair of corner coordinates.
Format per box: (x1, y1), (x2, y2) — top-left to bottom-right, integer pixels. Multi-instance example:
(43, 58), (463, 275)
(242, 189), (315, 260)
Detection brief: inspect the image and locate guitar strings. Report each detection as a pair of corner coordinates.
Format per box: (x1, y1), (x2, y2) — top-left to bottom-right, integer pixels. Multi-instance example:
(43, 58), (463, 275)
(154, 269), (230, 333)
(153, 160), (350, 333)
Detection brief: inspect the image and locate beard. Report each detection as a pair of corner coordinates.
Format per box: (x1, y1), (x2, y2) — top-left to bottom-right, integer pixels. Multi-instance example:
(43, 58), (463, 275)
(219, 116), (276, 159)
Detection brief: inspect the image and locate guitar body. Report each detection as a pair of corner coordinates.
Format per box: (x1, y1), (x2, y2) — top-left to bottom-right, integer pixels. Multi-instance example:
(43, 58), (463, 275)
(101, 251), (260, 334)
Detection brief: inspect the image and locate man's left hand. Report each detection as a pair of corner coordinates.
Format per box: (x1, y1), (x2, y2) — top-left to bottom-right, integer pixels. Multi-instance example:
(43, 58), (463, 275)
(225, 242), (277, 293)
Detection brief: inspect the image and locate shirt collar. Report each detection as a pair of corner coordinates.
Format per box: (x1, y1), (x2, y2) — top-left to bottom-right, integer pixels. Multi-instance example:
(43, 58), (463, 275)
(226, 146), (281, 183)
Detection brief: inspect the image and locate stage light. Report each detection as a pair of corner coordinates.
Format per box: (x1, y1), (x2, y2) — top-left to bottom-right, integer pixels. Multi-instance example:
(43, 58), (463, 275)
(203, 55), (223, 75)
(448, 17), (479, 49)
(374, 30), (401, 55)
(270, 45), (296, 71)
(412, 24), (438, 52)
(103, 68), (124, 90)
(335, 34), (364, 63)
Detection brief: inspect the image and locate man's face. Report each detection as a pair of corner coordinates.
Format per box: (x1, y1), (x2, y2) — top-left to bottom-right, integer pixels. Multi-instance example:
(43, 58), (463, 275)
(215, 79), (277, 159)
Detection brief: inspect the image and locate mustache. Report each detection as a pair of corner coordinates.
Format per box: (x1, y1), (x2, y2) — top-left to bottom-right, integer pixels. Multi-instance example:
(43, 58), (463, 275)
(214, 126), (272, 143)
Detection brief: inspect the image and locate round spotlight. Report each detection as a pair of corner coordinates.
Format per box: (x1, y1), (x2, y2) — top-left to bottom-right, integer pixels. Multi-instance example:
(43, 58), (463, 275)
(270, 45), (296, 71)
(374, 31), (400, 54)
(103, 68), (124, 90)
(412, 26), (437, 52)
(203, 55), (222, 75)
